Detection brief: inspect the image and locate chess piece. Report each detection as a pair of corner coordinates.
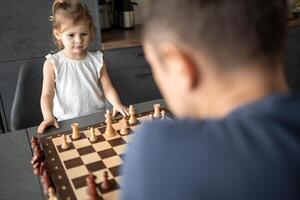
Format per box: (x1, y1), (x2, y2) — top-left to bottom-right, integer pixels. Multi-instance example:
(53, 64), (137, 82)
(31, 136), (38, 149)
(42, 170), (53, 195)
(39, 161), (46, 176)
(120, 117), (129, 127)
(149, 113), (153, 122)
(105, 109), (111, 118)
(161, 110), (166, 120)
(31, 146), (44, 167)
(31, 154), (40, 166)
(89, 127), (97, 142)
(119, 117), (129, 135)
(101, 171), (111, 190)
(48, 187), (58, 200)
(33, 161), (41, 176)
(33, 145), (44, 159)
(61, 135), (70, 150)
(71, 122), (81, 140)
(128, 105), (137, 125)
(120, 127), (129, 135)
(86, 173), (100, 200)
(104, 110), (117, 137)
(31, 145), (44, 175)
(153, 104), (161, 118)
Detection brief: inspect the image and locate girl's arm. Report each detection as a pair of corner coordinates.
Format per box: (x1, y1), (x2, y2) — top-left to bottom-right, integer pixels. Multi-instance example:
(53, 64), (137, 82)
(37, 60), (59, 133)
(100, 62), (129, 117)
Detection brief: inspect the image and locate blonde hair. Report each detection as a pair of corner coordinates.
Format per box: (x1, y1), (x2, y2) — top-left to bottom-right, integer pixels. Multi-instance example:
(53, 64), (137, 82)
(50, 0), (96, 50)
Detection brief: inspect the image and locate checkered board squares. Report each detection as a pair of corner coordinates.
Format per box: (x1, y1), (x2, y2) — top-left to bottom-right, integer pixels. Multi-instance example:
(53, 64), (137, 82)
(39, 109), (171, 200)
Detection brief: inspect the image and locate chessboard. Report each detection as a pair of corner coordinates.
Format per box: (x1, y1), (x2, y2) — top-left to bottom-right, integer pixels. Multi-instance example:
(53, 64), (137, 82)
(31, 104), (171, 200)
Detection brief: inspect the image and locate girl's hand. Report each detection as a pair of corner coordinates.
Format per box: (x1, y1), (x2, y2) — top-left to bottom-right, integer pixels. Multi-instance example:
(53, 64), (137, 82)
(112, 104), (129, 117)
(37, 116), (59, 134)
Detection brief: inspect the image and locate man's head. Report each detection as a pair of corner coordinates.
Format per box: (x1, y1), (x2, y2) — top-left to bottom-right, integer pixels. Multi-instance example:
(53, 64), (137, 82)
(143, 0), (287, 117)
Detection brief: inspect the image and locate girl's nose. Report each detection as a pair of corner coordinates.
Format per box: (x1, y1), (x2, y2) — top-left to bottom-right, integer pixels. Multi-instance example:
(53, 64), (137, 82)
(74, 35), (82, 43)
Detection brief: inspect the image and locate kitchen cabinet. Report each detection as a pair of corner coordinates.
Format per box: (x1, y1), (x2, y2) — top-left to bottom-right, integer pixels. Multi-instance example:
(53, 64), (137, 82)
(284, 25), (300, 91)
(104, 46), (161, 105)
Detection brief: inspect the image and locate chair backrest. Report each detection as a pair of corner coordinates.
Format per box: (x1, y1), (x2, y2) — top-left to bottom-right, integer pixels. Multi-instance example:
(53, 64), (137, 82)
(10, 59), (44, 131)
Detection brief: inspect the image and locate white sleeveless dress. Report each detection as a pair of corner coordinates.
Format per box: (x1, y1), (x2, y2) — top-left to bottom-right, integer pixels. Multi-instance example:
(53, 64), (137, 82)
(46, 50), (106, 121)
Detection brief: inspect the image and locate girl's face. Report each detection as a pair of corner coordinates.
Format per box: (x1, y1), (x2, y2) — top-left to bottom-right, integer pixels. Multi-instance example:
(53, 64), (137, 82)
(55, 20), (91, 57)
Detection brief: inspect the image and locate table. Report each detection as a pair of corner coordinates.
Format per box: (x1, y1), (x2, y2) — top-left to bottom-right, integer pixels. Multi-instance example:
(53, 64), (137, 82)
(0, 130), (44, 200)
(0, 99), (165, 200)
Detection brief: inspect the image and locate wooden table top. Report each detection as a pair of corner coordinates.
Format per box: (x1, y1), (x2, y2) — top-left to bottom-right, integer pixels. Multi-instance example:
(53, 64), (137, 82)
(101, 25), (142, 50)
(0, 130), (43, 200)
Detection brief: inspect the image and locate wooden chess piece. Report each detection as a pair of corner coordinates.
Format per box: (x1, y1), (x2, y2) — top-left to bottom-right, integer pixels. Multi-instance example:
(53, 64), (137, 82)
(39, 161), (46, 176)
(153, 104), (161, 118)
(89, 127), (97, 142)
(120, 117), (129, 127)
(31, 136), (38, 149)
(120, 127), (128, 135)
(61, 135), (70, 150)
(86, 173), (100, 200)
(42, 170), (53, 195)
(33, 160), (41, 176)
(101, 171), (111, 190)
(161, 110), (166, 120)
(105, 109), (111, 118)
(119, 117), (129, 135)
(32, 145), (45, 162)
(104, 110), (116, 137)
(48, 187), (58, 200)
(71, 122), (81, 140)
(31, 154), (40, 166)
(149, 113), (153, 122)
(128, 105), (137, 125)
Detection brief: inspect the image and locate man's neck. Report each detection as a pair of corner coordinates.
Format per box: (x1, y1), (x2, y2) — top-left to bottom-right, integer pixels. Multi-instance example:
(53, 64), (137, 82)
(194, 65), (288, 119)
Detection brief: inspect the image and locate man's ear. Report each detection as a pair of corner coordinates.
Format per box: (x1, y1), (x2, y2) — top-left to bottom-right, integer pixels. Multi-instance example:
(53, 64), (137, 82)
(159, 43), (200, 90)
(53, 29), (61, 40)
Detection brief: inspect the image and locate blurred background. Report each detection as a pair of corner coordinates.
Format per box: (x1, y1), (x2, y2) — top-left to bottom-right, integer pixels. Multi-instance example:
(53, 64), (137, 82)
(0, 0), (300, 133)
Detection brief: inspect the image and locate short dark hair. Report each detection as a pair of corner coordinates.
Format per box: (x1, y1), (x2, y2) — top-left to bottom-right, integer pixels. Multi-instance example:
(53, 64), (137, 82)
(143, 0), (287, 68)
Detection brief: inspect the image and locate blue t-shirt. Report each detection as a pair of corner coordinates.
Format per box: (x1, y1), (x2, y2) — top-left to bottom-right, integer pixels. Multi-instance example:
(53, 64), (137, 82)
(122, 92), (300, 200)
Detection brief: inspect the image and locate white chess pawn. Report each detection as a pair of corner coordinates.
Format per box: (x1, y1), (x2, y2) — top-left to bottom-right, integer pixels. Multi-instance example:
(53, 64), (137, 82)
(105, 124), (117, 137)
(48, 187), (58, 200)
(129, 105), (135, 115)
(129, 113), (137, 125)
(105, 109), (111, 119)
(161, 110), (166, 120)
(149, 113), (153, 122)
(89, 127), (97, 142)
(153, 104), (161, 118)
(71, 122), (80, 140)
(61, 135), (70, 150)
(104, 112), (117, 137)
(128, 105), (137, 125)
(120, 127), (129, 135)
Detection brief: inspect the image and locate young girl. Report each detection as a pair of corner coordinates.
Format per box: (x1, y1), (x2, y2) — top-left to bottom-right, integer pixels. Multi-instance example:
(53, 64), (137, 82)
(37, 0), (128, 133)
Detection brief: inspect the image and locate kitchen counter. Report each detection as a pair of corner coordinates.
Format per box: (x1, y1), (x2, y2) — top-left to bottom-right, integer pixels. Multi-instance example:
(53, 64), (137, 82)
(101, 25), (143, 50)
(101, 18), (300, 50)
(288, 17), (300, 27)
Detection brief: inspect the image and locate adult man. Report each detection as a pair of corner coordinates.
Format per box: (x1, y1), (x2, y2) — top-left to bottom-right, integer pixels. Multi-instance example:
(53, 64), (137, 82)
(122, 0), (300, 199)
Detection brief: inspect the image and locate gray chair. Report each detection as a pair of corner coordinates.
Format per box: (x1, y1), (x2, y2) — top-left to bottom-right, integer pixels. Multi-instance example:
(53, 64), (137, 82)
(10, 59), (44, 131)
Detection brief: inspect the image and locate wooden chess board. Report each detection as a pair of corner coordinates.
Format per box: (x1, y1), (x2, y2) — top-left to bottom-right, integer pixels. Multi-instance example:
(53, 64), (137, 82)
(38, 109), (171, 200)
